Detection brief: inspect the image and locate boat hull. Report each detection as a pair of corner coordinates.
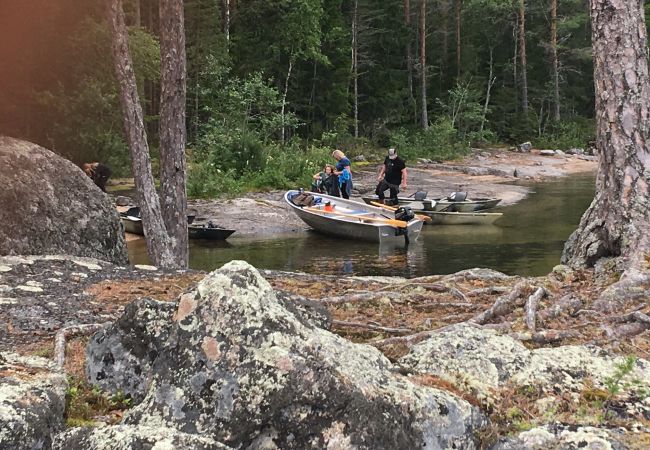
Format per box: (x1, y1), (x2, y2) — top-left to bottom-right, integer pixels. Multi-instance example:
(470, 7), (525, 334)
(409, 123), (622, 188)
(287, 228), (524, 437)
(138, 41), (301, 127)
(121, 217), (235, 240)
(286, 191), (422, 244)
(361, 196), (501, 212)
(417, 210), (502, 225)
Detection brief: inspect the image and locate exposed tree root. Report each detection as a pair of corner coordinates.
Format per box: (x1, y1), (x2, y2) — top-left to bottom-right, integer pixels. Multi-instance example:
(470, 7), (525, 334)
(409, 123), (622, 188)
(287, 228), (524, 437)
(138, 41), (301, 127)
(332, 320), (411, 334)
(54, 323), (106, 370)
(470, 280), (530, 325)
(524, 287), (547, 332)
(509, 329), (580, 344)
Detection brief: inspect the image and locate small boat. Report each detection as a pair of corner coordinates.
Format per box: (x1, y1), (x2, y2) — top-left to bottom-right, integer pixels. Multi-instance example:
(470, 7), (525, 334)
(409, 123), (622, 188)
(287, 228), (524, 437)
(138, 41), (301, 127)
(188, 223), (236, 240)
(362, 193), (501, 212)
(120, 208), (234, 240)
(285, 190), (423, 244)
(416, 210), (503, 225)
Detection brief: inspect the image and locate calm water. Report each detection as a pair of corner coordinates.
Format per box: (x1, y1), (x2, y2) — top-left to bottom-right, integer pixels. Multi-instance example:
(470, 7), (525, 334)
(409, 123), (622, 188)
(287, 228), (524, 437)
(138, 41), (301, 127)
(128, 175), (595, 277)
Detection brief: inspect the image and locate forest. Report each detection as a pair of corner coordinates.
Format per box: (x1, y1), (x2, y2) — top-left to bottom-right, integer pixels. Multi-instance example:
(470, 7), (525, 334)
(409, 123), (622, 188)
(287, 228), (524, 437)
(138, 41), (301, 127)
(1, 0), (644, 196)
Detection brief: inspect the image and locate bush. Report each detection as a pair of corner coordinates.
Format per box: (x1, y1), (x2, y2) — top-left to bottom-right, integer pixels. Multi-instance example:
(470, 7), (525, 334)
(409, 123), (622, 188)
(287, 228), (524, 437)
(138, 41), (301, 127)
(536, 117), (595, 150)
(389, 118), (471, 163)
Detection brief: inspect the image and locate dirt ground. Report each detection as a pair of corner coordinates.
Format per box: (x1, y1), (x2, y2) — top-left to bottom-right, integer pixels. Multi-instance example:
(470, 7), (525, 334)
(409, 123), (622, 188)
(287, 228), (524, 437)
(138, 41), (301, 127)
(114, 148), (597, 240)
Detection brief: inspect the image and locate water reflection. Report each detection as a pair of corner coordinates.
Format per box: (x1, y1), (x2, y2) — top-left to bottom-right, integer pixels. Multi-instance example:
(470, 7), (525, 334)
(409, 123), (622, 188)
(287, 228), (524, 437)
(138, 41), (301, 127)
(128, 174), (595, 277)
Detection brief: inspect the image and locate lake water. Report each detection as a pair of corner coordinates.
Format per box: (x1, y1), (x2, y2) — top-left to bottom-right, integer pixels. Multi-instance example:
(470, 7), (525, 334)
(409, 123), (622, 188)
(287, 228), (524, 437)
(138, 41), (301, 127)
(127, 174), (595, 277)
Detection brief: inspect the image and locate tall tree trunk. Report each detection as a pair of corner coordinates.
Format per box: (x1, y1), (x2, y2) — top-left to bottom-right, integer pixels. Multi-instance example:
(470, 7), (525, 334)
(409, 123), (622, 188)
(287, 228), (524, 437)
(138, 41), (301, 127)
(281, 56), (293, 144)
(159, 0), (188, 268)
(105, 0), (176, 268)
(479, 47), (495, 138)
(352, 0), (359, 138)
(562, 0), (650, 272)
(513, 14), (518, 111)
(518, 0), (528, 113)
(224, 0), (230, 44)
(455, 0), (462, 80)
(441, 0), (449, 85)
(134, 0), (141, 26)
(550, 0), (560, 121)
(419, 0), (428, 129)
(405, 0), (417, 124)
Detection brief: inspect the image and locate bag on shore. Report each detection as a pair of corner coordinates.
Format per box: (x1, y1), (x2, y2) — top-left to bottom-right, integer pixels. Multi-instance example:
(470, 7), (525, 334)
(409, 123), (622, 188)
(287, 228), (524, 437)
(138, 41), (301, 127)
(292, 192), (315, 207)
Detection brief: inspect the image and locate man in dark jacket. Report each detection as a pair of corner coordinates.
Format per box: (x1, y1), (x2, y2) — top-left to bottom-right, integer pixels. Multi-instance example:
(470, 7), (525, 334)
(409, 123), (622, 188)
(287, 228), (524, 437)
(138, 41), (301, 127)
(83, 162), (112, 192)
(375, 148), (407, 204)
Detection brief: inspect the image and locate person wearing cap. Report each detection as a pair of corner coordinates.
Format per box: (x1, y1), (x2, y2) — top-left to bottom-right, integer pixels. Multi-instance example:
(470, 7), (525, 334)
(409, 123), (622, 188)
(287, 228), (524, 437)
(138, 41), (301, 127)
(375, 148), (407, 205)
(332, 149), (353, 199)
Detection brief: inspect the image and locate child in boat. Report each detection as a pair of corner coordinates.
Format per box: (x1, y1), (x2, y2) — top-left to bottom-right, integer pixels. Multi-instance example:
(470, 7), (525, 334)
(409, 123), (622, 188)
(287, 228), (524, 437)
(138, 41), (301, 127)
(83, 162), (112, 192)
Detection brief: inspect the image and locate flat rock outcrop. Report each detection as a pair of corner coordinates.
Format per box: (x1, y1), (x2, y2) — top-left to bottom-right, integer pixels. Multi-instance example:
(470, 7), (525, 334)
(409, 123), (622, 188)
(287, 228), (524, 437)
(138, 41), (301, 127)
(0, 353), (67, 450)
(53, 425), (233, 450)
(90, 261), (485, 449)
(490, 425), (629, 450)
(0, 136), (127, 264)
(399, 323), (650, 415)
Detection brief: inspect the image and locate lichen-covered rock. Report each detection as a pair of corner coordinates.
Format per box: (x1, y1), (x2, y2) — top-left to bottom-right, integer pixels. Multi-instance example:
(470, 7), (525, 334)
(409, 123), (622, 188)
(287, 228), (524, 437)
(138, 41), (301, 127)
(86, 298), (177, 403)
(400, 324), (650, 405)
(399, 323), (530, 397)
(86, 293), (331, 404)
(490, 425), (628, 450)
(116, 261), (484, 449)
(53, 425), (233, 450)
(0, 136), (127, 264)
(0, 353), (67, 450)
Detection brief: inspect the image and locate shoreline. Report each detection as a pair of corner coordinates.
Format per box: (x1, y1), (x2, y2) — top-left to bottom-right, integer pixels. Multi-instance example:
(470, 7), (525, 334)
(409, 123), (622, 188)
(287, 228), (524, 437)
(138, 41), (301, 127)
(173, 148), (596, 239)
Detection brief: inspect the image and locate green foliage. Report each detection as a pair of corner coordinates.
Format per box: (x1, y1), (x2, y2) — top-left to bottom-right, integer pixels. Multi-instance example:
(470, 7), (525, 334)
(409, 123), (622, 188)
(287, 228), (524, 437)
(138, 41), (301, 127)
(535, 118), (595, 150)
(66, 375), (133, 426)
(390, 118), (470, 163)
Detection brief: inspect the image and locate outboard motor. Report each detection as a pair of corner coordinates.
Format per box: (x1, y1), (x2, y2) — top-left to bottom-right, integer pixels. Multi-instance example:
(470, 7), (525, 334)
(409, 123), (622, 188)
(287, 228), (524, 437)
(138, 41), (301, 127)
(395, 206), (415, 222)
(447, 191), (468, 202)
(414, 190), (428, 201)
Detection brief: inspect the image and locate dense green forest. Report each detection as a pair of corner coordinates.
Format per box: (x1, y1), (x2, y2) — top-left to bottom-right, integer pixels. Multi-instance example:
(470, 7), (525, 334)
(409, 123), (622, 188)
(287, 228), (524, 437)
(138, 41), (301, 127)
(0, 0), (631, 196)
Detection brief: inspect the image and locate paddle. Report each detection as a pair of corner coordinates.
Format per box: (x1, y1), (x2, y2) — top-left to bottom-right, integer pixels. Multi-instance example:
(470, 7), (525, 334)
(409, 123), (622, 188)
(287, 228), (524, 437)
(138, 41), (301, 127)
(369, 201), (432, 222)
(305, 207), (408, 228)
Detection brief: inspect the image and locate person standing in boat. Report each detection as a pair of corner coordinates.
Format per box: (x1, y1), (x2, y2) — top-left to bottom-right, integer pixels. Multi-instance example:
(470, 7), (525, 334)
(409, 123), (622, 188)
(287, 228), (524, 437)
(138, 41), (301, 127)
(82, 162), (112, 192)
(375, 148), (407, 205)
(332, 149), (352, 199)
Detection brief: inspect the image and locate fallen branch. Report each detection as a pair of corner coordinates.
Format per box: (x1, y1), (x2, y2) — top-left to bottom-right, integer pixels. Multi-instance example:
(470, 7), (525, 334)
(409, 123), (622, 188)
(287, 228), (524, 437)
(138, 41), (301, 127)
(509, 329), (579, 344)
(413, 302), (476, 311)
(54, 323), (106, 370)
(524, 287), (547, 332)
(606, 311), (650, 338)
(538, 295), (584, 321)
(331, 320), (411, 334)
(466, 286), (508, 297)
(470, 280), (529, 325)
(320, 291), (401, 305)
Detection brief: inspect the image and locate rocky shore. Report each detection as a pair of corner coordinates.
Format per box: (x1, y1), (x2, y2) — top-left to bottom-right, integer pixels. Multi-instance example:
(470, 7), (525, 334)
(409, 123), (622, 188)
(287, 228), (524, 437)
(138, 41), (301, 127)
(115, 147), (597, 239)
(1, 255), (648, 449)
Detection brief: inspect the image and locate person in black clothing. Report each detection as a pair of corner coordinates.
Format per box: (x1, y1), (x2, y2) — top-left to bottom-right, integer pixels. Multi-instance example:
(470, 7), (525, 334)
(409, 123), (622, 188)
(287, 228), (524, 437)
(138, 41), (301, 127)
(83, 162), (112, 192)
(375, 148), (407, 204)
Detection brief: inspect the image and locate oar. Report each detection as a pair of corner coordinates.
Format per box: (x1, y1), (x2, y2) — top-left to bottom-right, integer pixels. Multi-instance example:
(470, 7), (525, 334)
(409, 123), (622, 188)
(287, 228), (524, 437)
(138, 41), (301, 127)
(305, 207), (408, 228)
(370, 201), (432, 222)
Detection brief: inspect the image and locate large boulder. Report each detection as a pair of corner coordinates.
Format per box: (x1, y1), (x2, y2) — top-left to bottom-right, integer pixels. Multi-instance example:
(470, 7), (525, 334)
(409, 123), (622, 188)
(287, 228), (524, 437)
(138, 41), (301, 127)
(95, 261), (484, 449)
(0, 353), (67, 450)
(0, 136), (127, 264)
(490, 425), (629, 450)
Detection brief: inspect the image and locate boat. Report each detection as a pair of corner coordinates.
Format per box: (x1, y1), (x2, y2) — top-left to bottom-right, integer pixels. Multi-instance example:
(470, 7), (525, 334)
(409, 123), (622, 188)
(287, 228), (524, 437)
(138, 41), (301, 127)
(120, 208), (235, 240)
(361, 193), (501, 212)
(415, 210), (503, 225)
(188, 223), (236, 240)
(285, 190), (423, 244)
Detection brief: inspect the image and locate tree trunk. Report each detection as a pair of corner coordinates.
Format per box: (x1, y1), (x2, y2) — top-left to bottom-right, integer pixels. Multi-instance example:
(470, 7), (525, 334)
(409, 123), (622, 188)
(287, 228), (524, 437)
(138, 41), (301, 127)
(134, 0), (141, 26)
(455, 0), (461, 80)
(479, 47), (495, 138)
(404, 0), (417, 124)
(352, 0), (359, 138)
(158, 0), (188, 268)
(562, 0), (650, 272)
(518, 0), (528, 113)
(513, 14), (518, 111)
(419, 0), (428, 129)
(550, 0), (560, 121)
(441, 0), (449, 85)
(224, 0), (230, 44)
(105, 0), (176, 268)
(281, 56), (293, 144)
